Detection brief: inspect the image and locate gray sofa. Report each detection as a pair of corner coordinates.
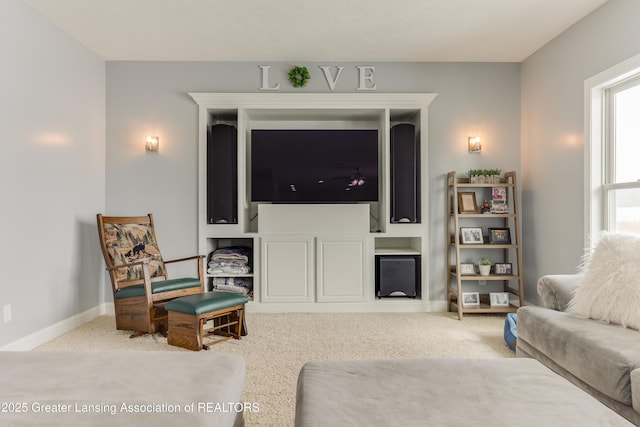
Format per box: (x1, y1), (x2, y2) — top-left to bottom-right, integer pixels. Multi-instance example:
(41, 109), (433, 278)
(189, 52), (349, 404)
(517, 274), (640, 425)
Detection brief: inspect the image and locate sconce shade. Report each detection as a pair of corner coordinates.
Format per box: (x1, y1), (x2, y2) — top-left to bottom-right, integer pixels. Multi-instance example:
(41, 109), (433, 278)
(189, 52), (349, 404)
(145, 136), (159, 153)
(468, 136), (481, 153)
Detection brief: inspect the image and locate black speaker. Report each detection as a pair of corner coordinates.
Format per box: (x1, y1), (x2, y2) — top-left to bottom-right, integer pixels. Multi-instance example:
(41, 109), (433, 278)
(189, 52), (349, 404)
(207, 124), (237, 224)
(376, 255), (420, 298)
(390, 123), (420, 223)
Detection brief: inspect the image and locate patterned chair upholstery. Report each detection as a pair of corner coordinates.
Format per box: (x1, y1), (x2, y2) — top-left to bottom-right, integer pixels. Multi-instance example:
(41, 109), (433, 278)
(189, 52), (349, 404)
(97, 214), (204, 337)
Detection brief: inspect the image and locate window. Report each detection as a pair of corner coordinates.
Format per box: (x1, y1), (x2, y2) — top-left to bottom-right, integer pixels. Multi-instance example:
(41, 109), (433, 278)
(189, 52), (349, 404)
(586, 53), (640, 241)
(603, 77), (640, 234)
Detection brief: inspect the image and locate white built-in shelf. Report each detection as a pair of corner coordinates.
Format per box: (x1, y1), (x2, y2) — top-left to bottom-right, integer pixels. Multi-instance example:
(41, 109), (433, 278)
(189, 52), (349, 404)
(208, 273), (254, 278)
(374, 248), (421, 255)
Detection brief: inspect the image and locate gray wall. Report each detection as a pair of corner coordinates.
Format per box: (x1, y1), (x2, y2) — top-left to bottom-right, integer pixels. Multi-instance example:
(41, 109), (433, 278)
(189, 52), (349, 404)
(520, 0), (640, 305)
(105, 62), (521, 304)
(0, 0), (105, 347)
(6, 0), (640, 347)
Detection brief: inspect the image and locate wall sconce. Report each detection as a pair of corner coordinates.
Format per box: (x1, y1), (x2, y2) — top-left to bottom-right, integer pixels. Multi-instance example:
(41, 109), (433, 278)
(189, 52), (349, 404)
(468, 136), (481, 153)
(145, 136), (159, 153)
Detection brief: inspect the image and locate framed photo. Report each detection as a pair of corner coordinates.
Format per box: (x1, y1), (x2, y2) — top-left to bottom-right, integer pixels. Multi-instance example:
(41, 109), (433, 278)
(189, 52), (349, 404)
(490, 292), (510, 307)
(457, 192), (478, 214)
(490, 200), (509, 213)
(491, 187), (507, 201)
(459, 263), (476, 275)
(460, 227), (484, 244)
(494, 263), (513, 275)
(462, 292), (480, 307)
(488, 228), (511, 244)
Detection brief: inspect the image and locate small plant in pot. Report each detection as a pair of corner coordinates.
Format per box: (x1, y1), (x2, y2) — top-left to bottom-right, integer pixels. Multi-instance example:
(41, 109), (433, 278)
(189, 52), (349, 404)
(478, 257), (492, 276)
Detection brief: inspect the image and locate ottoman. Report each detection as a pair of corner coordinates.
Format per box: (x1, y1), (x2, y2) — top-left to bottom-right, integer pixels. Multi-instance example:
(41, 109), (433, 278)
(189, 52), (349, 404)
(295, 358), (632, 426)
(0, 351), (245, 427)
(165, 291), (248, 351)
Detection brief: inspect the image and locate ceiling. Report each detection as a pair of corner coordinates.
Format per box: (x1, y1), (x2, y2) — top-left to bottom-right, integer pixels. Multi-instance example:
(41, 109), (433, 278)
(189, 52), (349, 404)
(24, 0), (608, 62)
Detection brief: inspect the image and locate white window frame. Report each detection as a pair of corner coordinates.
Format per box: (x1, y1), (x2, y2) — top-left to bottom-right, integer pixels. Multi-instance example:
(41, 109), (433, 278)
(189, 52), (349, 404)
(585, 53), (640, 245)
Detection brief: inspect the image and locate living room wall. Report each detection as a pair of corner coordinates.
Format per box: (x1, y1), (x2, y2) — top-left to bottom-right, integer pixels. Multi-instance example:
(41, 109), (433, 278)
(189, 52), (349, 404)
(520, 0), (640, 305)
(105, 61), (521, 305)
(3, 0), (633, 348)
(0, 0), (106, 348)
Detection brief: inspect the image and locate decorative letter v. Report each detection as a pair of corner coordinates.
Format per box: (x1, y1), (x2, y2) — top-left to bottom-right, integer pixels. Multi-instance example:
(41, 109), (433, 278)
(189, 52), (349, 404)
(319, 66), (345, 91)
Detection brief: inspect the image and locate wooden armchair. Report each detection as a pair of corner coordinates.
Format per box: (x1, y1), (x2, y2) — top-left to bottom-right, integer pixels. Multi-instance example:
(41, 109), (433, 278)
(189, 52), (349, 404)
(97, 214), (204, 337)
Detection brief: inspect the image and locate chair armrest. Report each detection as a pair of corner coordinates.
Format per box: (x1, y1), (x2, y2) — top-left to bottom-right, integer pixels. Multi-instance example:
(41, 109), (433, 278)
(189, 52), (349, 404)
(163, 255), (205, 264)
(536, 274), (582, 311)
(164, 255), (205, 288)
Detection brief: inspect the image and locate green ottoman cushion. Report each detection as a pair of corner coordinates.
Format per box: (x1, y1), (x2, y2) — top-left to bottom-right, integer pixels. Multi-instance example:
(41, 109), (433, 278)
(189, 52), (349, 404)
(115, 277), (202, 299)
(165, 291), (248, 316)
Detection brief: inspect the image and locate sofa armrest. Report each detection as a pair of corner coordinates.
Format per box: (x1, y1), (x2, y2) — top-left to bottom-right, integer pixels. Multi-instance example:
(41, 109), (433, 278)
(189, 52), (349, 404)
(536, 274), (582, 311)
(632, 368), (640, 415)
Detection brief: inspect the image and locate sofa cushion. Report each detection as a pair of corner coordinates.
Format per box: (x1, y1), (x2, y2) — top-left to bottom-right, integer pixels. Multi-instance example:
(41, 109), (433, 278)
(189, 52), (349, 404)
(517, 306), (640, 406)
(568, 233), (640, 330)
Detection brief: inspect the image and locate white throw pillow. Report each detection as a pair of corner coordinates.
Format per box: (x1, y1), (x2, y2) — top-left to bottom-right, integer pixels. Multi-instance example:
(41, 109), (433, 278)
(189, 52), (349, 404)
(568, 233), (640, 330)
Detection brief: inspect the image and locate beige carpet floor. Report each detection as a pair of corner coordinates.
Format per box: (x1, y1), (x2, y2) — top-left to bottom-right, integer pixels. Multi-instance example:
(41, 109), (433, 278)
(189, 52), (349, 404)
(35, 311), (513, 426)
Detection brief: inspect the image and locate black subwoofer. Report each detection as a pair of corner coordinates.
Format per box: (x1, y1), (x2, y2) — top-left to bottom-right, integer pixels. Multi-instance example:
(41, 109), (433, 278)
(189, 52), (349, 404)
(376, 255), (420, 298)
(207, 124), (238, 224)
(390, 123), (420, 223)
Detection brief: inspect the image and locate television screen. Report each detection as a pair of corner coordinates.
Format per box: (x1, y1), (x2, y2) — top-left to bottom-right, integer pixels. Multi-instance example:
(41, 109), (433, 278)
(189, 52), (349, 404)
(251, 129), (379, 203)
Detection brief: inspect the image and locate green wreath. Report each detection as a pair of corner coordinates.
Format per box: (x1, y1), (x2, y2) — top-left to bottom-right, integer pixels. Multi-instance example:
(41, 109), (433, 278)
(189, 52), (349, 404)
(288, 66), (310, 88)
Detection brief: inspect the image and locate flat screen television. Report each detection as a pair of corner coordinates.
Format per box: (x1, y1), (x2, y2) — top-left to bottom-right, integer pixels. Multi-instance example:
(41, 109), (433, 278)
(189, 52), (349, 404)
(251, 129), (379, 203)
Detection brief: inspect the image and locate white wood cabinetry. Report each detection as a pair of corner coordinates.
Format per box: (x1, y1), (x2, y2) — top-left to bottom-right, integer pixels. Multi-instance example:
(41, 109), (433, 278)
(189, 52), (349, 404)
(190, 93), (437, 312)
(316, 235), (368, 302)
(261, 236), (313, 303)
(261, 234), (368, 304)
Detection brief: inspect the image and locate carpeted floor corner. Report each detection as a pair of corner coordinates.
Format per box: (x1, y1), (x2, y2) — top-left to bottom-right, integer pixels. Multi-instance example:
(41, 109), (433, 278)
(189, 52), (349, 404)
(35, 311), (514, 426)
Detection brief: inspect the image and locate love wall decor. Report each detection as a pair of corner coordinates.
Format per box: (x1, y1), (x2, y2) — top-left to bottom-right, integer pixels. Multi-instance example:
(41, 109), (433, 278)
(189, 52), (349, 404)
(259, 65), (377, 91)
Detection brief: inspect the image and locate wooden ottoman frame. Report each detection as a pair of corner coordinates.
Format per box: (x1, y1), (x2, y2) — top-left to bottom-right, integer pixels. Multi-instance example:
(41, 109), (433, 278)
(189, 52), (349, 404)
(165, 292), (248, 351)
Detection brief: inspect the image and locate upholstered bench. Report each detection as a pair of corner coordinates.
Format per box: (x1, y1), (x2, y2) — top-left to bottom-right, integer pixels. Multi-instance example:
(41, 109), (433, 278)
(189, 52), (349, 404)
(2, 351), (245, 426)
(165, 291), (248, 351)
(295, 358), (632, 426)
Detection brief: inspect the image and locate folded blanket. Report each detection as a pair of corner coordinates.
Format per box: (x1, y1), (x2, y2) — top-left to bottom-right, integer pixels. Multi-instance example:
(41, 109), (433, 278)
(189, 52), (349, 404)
(212, 277), (253, 297)
(210, 246), (251, 264)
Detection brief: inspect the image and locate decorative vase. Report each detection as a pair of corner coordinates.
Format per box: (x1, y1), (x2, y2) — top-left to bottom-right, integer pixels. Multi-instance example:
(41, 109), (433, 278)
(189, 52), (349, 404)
(479, 264), (491, 276)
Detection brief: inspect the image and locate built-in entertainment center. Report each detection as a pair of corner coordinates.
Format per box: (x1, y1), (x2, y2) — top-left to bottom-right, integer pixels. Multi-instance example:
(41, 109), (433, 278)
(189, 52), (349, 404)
(190, 93), (437, 312)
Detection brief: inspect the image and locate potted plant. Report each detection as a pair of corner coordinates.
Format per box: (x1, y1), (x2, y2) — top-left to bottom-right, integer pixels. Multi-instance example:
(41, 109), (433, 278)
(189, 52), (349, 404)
(467, 169), (479, 183)
(477, 169), (487, 184)
(490, 168), (502, 184)
(478, 257), (492, 276)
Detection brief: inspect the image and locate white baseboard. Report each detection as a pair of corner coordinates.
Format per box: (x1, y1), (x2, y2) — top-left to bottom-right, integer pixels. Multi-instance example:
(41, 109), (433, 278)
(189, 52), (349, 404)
(245, 299), (448, 313)
(0, 304), (113, 351)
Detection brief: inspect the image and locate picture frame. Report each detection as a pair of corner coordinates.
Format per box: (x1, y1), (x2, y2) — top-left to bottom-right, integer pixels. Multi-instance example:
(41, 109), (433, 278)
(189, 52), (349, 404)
(462, 292), (480, 307)
(459, 263), (476, 275)
(490, 292), (510, 307)
(494, 263), (513, 275)
(490, 200), (509, 214)
(491, 187), (507, 201)
(488, 228), (511, 244)
(457, 192), (478, 214)
(460, 227), (484, 244)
